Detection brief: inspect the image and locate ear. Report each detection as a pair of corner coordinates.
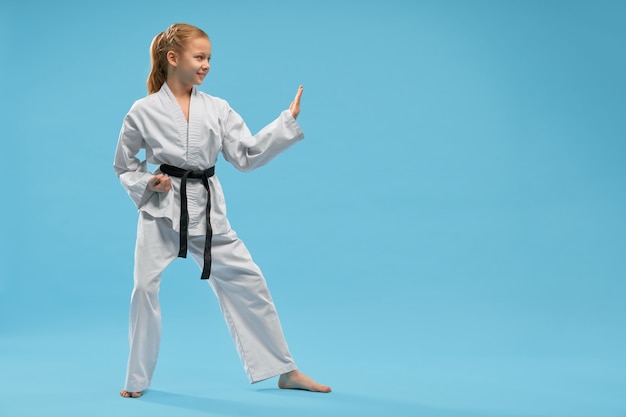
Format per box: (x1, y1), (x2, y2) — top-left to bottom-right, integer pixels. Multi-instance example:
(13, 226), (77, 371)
(166, 50), (178, 67)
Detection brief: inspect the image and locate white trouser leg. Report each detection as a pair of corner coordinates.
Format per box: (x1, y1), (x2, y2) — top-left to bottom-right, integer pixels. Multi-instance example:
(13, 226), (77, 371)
(124, 213), (178, 392)
(188, 230), (297, 383)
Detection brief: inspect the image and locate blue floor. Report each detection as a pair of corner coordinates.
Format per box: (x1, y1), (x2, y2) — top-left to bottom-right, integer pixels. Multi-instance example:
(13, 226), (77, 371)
(2, 256), (625, 417)
(3, 319), (625, 417)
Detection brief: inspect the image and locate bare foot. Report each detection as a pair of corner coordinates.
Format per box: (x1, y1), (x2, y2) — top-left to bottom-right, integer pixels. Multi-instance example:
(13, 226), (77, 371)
(278, 370), (331, 393)
(120, 389), (142, 398)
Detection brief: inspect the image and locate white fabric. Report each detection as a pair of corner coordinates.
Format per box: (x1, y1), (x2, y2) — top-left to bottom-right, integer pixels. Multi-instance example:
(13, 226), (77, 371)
(114, 82), (304, 234)
(124, 213), (296, 391)
(114, 83), (303, 391)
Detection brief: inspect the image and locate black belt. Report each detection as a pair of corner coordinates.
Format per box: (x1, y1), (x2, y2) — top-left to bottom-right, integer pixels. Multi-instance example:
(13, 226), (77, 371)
(160, 164), (215, 279)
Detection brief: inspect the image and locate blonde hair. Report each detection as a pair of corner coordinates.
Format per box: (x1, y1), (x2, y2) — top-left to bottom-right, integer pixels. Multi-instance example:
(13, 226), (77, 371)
(147, 23), (209, 94)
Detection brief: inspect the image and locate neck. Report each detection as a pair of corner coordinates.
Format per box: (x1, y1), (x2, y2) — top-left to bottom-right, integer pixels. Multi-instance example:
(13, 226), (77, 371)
(166, 76), (193, 98)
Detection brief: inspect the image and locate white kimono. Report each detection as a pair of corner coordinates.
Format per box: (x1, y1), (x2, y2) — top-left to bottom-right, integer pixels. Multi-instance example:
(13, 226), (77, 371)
(114, 83), (303, 392)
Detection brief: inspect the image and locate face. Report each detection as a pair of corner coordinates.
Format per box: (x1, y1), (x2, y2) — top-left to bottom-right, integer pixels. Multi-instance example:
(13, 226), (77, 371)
(168, 36), (212, 87)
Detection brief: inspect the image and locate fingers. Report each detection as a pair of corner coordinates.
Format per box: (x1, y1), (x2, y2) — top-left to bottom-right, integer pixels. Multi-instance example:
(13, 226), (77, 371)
(290, 85), (303, 119)
(148, 174), (171, 192)
(294, 85), (303, 105)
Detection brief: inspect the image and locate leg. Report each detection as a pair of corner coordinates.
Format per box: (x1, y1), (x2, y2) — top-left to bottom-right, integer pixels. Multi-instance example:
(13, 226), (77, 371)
(122, 213), (179, 397)
(188, 230), (295, 382)
(188, 230), (330, 392)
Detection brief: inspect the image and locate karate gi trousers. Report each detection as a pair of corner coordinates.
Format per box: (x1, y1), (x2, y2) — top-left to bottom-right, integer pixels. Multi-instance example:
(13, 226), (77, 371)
(124, 212), (296, 392)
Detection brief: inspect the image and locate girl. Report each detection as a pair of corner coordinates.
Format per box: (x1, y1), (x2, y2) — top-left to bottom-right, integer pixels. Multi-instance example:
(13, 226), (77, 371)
(114, 23), (330, 398)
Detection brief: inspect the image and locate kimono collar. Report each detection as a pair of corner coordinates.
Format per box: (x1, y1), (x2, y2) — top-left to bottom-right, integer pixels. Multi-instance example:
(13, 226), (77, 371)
(159, 82), (205, 166)
(159, 82), (200, 133)
(160, 82), (198, 99)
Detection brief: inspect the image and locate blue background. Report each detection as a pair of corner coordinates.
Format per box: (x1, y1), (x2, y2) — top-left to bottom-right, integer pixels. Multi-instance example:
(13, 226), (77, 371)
(1, 1), (625, 416)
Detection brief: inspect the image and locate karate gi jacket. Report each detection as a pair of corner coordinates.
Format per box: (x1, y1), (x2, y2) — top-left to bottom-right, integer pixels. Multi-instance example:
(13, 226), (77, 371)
(114, 82), (304, 235)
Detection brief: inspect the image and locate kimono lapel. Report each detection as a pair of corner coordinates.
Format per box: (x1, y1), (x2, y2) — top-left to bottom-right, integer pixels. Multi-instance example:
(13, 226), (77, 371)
(187, 87), (204, 166)
(160, 83), (189, 145)
(158, 83), (205, 168)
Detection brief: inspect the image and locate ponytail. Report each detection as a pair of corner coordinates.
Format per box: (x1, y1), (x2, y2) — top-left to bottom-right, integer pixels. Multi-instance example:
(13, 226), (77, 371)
(147, 32), (168, 94)
(146, 23), (210, 94)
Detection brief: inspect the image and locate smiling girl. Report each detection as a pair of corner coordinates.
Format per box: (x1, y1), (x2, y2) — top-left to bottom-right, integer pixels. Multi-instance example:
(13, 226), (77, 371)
(114, 23), (330, 398)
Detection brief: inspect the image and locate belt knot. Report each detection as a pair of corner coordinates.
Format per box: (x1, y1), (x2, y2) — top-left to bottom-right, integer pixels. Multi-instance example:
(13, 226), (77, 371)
(160, 164), (215, 279)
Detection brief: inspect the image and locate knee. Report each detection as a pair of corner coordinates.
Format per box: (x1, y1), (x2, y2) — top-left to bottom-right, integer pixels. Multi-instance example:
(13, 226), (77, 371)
(132, 274), (160, 297)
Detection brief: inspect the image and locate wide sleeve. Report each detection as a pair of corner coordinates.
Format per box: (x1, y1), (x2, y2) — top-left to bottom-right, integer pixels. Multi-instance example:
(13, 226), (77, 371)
(113, 112), (154, 209)
(221, 107), (304, 172)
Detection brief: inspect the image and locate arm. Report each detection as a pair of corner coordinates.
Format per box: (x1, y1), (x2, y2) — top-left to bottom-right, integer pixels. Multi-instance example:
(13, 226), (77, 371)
(221, 86), (305, 172)
(113, 113), (170, 208)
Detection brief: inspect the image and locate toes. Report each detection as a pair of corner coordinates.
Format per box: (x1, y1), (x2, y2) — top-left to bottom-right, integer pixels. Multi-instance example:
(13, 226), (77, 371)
(120, 389), (142, 398)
